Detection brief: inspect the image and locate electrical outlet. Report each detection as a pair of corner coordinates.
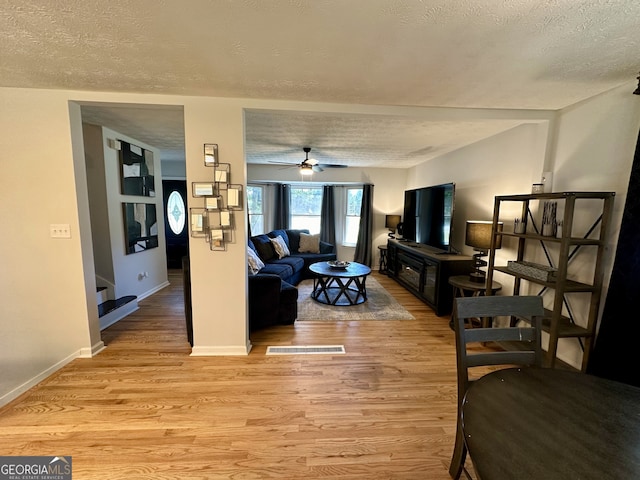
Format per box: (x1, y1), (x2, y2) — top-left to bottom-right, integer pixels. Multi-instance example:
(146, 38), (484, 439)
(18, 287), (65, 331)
(50, 224), (71, 238)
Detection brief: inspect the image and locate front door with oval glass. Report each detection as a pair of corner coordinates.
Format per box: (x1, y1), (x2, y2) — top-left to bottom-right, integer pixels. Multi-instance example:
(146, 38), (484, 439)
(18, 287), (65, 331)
(163, 180), (189, 268)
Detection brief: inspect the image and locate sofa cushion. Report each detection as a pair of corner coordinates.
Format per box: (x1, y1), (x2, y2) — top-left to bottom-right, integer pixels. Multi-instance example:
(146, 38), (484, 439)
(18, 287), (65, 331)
(299, 232), (320, 253)
(295, 252), (337, 266)
(251, 234), (276, 262)
(270, 255), (305, 271)
(270, 235), (290, 259)
(284, 229), (310, 253)
(247, 247), (265, 275)
(259, 262), (294, 279)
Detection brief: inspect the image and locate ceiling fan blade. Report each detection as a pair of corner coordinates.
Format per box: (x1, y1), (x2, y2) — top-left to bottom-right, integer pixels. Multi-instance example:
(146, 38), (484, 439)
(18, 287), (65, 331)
(267, 160), (298, 166)
(318, 163), (348, 168)
(312, 165), (324, 172)
(306, 158), (319, 166)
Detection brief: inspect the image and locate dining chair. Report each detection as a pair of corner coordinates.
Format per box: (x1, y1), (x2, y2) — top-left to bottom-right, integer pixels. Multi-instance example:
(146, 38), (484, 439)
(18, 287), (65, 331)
(449, 295), (544, 480)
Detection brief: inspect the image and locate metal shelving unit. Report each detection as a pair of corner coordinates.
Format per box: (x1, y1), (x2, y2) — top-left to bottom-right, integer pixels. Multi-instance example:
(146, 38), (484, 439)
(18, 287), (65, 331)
(486, 192), (615, 371)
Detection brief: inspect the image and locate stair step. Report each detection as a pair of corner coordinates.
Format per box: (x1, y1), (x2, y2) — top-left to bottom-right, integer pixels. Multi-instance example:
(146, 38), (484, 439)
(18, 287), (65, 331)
(98, 295), (139, 331)
(96, 287), (109, 305)
(98, 295), (137, 317)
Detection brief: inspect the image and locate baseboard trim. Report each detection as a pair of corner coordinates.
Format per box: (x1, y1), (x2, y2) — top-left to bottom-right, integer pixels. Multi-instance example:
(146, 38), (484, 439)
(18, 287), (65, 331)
(0, 350), (79, 408)
(79, 341), (106, 358)
(137, 280), (171, 302)
(190, 344), (251, 356)
(99, 302), (139, 331)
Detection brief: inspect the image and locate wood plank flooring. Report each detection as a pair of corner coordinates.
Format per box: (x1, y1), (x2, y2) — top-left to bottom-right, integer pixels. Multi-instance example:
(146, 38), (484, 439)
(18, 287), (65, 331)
(0, 271), (479, 479)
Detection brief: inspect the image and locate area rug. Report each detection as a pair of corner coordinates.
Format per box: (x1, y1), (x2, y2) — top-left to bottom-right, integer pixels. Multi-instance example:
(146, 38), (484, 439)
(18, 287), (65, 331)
(296, 276), (415, 321)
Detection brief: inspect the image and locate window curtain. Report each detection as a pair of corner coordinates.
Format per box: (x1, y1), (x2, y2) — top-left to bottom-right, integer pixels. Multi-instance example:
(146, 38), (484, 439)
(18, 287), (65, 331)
(587, 128), (640, 387)
(320, 185), (336, 249)
(274, 183), (290, 230)
(353, 184), (374, 266)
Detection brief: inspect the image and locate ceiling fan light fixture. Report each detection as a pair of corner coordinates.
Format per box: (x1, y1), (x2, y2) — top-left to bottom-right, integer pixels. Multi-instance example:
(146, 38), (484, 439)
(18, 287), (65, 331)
(300, 164), (314, 176)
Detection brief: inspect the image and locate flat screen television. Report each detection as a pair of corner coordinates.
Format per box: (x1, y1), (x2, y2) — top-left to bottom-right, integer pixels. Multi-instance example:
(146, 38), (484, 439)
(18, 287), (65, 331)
(401, 182), (456, 253)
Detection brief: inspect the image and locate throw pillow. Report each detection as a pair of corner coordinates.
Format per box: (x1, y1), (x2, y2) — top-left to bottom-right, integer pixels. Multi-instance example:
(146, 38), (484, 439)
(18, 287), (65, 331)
(247, 247), (265, 275)
(251, 234), (276, 262)
(270, 235), (290, 259)
(299, 232), (320, 253)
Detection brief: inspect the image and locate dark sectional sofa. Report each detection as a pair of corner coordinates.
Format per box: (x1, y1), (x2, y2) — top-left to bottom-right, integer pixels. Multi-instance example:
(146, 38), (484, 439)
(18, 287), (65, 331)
(248, 229), (336, 332)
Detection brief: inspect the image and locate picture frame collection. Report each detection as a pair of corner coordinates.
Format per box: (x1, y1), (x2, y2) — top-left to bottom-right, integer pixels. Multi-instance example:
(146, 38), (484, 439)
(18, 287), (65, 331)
(190, 144), (243, 251)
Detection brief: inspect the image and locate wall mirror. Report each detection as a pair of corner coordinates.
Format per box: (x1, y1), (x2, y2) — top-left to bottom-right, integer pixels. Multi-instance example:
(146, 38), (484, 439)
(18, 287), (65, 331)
(123, 203), (159, 254)
(120, 141), (155, 197)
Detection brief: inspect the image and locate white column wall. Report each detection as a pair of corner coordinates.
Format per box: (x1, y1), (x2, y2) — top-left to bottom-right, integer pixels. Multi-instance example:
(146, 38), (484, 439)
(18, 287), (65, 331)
(183, 98), (250, 354)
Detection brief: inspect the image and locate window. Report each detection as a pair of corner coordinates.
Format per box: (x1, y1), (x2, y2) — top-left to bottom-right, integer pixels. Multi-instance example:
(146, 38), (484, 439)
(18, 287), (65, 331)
(166, 190), (186, 235)
(247, 185), (265, 235)
(290, 186), (323, 234)
(344, 187), (362, 246)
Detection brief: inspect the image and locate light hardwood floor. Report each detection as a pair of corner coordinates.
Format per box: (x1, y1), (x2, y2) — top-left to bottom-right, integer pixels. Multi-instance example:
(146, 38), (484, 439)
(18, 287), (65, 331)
(0, 270), (478, 479)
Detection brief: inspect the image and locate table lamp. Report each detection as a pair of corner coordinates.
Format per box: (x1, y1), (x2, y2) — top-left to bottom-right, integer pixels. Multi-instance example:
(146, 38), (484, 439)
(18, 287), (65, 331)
(385, 215), (401, 238)
(465, 220), (503, 282)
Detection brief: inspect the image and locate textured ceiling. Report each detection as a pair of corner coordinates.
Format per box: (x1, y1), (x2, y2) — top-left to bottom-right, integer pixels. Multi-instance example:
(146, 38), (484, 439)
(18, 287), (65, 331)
(4, 0), (640, 167)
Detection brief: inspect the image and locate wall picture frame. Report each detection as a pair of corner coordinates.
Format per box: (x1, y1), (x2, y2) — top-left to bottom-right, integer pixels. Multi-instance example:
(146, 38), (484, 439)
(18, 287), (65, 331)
(120, 141), (155, 197)
(190, 208), (208, 237)
(192, 182), (215, 197)
(204, 143), (218, 166)
(226, 184), (243, 210)
(209, 227), (226, 251)
(122, 202), (159, 254)
(204, 195), (223, 211)
(214, 163), (230, 184)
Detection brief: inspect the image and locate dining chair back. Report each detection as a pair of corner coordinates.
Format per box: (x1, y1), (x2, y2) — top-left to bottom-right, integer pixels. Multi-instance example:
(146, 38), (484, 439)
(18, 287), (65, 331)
(449, 295), (544, 480)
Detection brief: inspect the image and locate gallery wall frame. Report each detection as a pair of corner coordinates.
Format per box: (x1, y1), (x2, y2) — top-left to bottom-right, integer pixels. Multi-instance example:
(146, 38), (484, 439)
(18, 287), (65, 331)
(190, 144), (243, 251)
(123, 202), (159, 254)
(120, 140), (155, 197)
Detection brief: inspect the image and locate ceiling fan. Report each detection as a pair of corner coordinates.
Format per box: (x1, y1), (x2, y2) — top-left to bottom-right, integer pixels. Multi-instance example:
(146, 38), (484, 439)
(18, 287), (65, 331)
(268, 147), (348, 175)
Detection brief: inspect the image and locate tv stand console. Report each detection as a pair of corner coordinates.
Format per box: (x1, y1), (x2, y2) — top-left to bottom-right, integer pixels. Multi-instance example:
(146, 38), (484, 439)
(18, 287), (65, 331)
(387, 239), (474, 316)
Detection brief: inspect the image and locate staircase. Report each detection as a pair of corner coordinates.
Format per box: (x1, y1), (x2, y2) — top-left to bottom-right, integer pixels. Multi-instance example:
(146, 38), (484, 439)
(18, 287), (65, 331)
(97, 286), (138, 331)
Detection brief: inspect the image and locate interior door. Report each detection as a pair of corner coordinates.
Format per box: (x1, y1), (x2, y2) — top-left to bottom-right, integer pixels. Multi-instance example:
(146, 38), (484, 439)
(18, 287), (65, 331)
(162, 180), (189, 269)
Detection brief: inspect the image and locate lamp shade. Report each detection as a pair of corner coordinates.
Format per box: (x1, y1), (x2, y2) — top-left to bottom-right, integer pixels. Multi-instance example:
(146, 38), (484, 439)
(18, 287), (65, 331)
(465, 221), (503, 250)
(385, 215), (401, 230)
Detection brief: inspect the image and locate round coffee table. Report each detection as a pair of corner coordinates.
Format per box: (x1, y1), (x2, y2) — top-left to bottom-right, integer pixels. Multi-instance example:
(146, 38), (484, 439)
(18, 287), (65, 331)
(308, 261), (372, 306)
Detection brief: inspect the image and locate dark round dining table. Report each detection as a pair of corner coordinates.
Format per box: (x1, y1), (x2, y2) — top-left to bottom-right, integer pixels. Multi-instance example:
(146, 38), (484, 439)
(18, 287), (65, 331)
(462, 367), (640, 479)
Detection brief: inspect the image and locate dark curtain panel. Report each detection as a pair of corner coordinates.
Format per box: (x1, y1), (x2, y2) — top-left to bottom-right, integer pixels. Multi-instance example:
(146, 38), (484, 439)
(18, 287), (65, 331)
(320, 185), (336, 248)
(353, 184), (374, 266)
(274, 183), (290, 230)
(587, 129), (640, 387)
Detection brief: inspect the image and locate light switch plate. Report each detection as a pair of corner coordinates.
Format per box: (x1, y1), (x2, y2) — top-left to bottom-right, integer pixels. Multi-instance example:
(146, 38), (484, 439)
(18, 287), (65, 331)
(50, 224), (71, 238)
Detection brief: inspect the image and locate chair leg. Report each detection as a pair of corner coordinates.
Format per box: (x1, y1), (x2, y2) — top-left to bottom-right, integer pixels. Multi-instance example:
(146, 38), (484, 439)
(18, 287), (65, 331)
(449, 425), (467, 479)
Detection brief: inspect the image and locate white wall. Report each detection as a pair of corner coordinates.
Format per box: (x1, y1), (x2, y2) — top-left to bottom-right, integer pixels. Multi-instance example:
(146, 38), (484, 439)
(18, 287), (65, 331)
(84, 124), (169, 301)
(0, 90), (97, 405)
(83, 124), (114, 286)
(100, 127), (168, 300)
(548, 83), (640, 366)
(162, 159), (187, 179)
(407, 123), (547, 255)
